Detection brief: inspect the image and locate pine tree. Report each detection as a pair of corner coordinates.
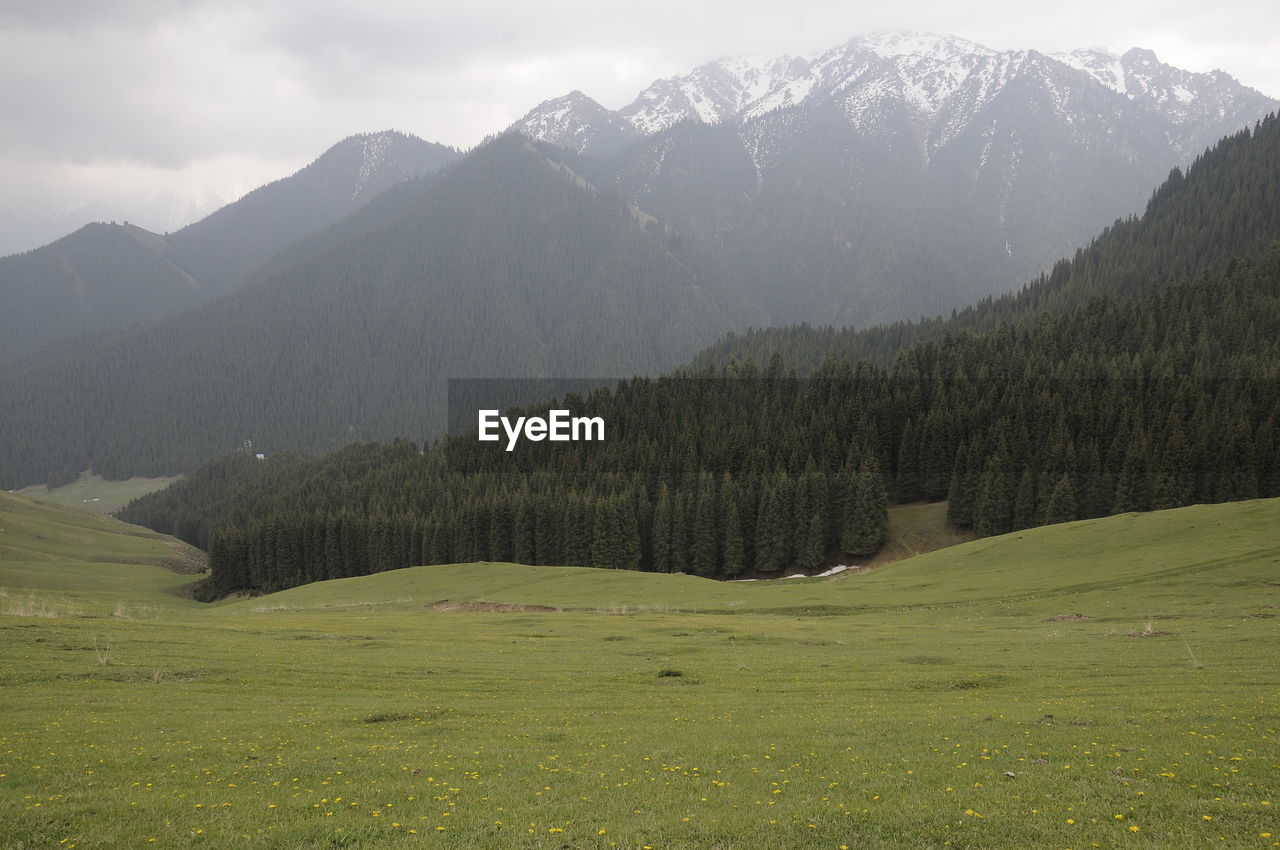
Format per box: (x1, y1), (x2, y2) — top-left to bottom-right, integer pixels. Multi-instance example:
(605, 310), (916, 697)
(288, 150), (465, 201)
(799, 511), (826, 570)
(652, 484), (675, 573)
(1043, 473), (1078, 525)
(512, 497), (535, 565)
(691, 476), (719, 577)
(973, 451), (1013, 538)
(1012, 467), (1037, 530)
(946, 442), (976, 528)
(895, 419), (920, 501)
(754, 483), (788, 574)
(841, 458), (887, 556)
(720, 475), (746, 577)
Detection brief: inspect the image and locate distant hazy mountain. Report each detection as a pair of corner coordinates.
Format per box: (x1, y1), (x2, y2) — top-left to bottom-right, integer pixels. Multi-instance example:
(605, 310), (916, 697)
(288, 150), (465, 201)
(692, 114), (1280, 373)
(0, 134), (756, 488)
(513, 32), (1277, 325)
(166, 131), (460, 294)
(0, 131), (459, 362)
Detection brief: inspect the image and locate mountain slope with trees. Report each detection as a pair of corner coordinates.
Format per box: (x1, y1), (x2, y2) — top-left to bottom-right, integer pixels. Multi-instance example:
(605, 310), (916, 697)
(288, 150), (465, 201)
(0, 134), (754, 489)
(120, 242), (1280, 596)
(0, 131), (459, 362)
(694, 113), (1280, 372)
(118, 117), (1280, 596)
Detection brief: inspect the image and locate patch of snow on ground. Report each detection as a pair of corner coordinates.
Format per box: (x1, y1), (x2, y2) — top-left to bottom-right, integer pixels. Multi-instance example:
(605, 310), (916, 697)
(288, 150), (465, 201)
(730, 565), (854, 582)
(352, 133), (391, 202)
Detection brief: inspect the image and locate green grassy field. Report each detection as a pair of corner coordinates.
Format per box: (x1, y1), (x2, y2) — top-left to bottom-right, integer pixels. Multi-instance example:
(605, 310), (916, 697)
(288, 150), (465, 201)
(1, 494), (1277, 848)
(14, 472), (182, 515)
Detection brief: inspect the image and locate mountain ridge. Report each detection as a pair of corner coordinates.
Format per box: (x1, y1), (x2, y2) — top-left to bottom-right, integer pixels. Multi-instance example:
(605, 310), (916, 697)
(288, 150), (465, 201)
(0, 133), (755, 489)
(513, 32), (1275, 159)
(510, 31), (1275, 328)
(0, 131), (460, 362)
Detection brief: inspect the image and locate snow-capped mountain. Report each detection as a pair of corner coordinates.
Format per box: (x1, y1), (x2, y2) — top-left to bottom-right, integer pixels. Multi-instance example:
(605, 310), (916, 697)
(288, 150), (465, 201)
(509, 91), (642, 159)
(1052, 46), (1272, 152)
(515, 32), (1274, 162)
(510, 32), (1276, 328)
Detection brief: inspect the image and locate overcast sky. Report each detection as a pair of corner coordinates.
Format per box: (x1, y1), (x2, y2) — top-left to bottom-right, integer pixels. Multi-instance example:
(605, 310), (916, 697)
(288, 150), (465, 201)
(1, 0), (1277, 255)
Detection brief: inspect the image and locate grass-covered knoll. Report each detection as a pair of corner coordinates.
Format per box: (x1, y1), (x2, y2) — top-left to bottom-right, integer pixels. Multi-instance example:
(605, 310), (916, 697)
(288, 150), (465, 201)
(1, 497), (1278, 849)
(221, 498), (1279, 617)
(0, 492), (202, 617)
(14, 472), (181, 514)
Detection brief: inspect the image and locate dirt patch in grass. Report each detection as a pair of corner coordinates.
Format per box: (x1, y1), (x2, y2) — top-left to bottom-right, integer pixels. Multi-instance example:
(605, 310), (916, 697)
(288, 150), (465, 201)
(63, 669), (205, 683)
(154, 537), (208, 574)
(1036, 716), (1096, 726)
(1045, 613), (1091, 622)
(910, 675), (1009, 691)
(430, 599), (559, 613)
(900, 655), (955, 665)
(364, 712), (417, 724)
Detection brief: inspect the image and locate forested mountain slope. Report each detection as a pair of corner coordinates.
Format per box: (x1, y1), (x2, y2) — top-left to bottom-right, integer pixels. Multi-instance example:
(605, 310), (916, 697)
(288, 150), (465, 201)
(121, 243), (1280, 596)
(0, 135), (753, 489)
(0, 132), (459, 362)
(693, 113), (1280, 372)
(118, 114), (1280, 595)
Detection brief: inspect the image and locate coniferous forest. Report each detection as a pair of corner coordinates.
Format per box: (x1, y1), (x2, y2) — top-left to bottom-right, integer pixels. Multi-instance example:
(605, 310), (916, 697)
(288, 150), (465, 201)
(5, 113), (1279, 493)
(122, 240), (1280, 598)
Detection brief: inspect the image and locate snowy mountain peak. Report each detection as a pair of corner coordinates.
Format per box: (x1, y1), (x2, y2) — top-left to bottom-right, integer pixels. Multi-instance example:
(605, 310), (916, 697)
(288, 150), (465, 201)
(618, 53), (815, 135)
(853, 29), (996, 61)
(510, 91), (639, 157)
(510, 33), (1277, 160)
(1051, 47), (1127, 94)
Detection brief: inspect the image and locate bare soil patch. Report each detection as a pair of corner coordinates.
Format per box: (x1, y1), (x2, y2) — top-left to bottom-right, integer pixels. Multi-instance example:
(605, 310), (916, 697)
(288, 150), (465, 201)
(430, 599), (559, 613)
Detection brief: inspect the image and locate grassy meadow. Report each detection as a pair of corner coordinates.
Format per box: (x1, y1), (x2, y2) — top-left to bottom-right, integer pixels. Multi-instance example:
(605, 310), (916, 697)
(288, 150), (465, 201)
(1, 492), (1278, 848)
(14, 473), (182, 515)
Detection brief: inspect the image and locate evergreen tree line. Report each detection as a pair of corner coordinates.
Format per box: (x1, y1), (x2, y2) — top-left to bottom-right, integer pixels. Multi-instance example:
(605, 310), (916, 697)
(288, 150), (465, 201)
(121, 248), (1280, 598)
(198, 460), (888, 598)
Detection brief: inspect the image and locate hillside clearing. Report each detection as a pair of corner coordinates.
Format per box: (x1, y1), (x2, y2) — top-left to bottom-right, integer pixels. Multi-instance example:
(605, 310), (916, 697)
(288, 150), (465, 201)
(14, 472), (182, 515)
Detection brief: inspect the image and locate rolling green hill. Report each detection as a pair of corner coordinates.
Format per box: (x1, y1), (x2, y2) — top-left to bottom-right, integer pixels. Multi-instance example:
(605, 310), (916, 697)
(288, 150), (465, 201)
(219, 497), (1280, 615)
(1, 496), (1277, 848)
(0, 491), (203, 615)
